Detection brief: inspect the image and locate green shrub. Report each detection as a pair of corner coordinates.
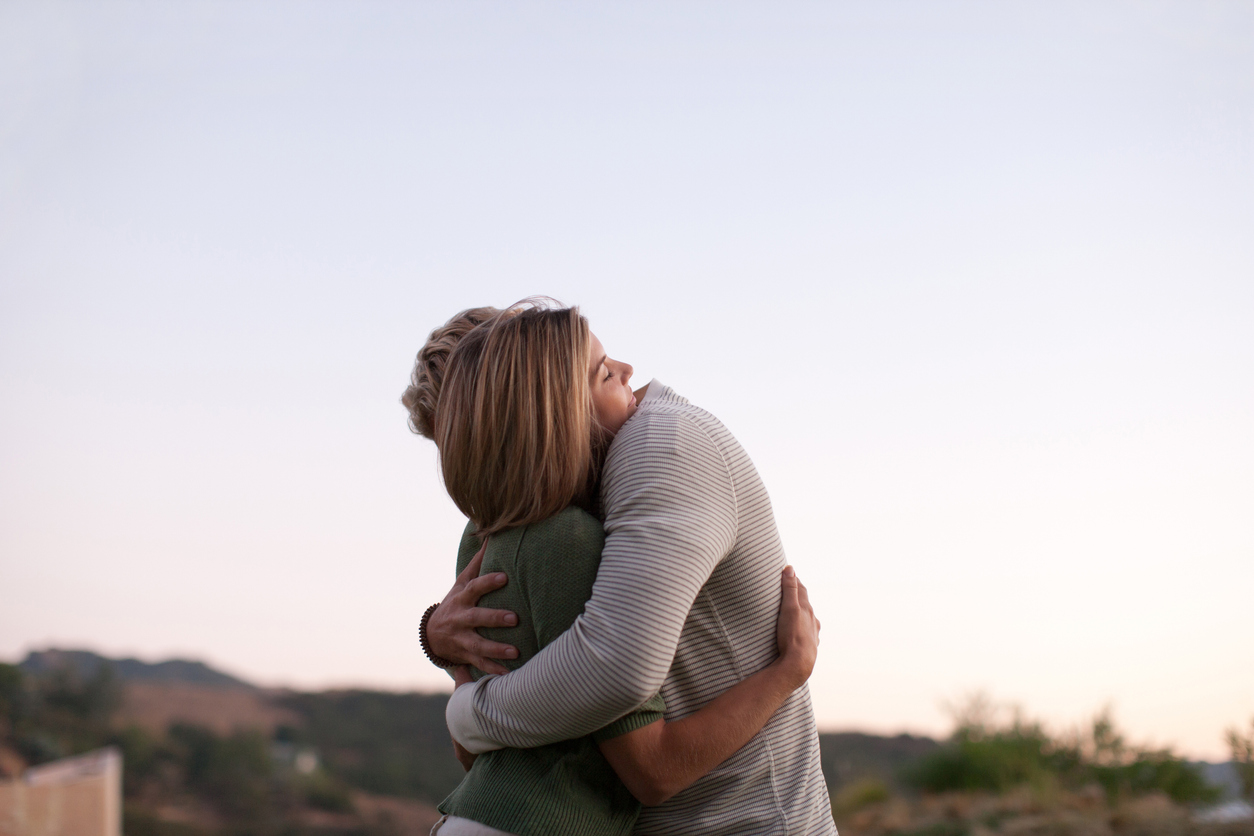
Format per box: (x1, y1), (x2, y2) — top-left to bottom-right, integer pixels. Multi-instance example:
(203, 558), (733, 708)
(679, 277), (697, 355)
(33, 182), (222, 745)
(0, 664), (21, 726)
(1228, 718), (1254, 801)
(1091, 753), (1219, 805)
(833, 777), (891, 816)
(303, 771), (355, 813)
(2, 660), (121, 764)
(122, 808), (210, 836)
(905, 714), (1070, 793)
(277, 689), (464, 804)
(111, 724), (160, 788)
(169, 724), (276, 824)
(905, 697), (1216, 805)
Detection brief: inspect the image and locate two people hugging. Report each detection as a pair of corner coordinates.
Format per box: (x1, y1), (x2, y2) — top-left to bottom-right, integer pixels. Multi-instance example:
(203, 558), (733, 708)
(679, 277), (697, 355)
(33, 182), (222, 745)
(404, 300), (836, 836)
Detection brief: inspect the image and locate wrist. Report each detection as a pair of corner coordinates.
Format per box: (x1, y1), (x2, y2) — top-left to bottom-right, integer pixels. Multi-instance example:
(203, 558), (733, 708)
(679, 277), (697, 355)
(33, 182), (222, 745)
(768, 655), (809, 694)
(420, 603), (456, 668)
(427, 603), (467, 664)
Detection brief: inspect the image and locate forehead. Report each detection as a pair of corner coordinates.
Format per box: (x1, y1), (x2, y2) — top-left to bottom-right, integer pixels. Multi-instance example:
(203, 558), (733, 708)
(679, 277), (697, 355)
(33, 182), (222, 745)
(588, 333), (605, 369)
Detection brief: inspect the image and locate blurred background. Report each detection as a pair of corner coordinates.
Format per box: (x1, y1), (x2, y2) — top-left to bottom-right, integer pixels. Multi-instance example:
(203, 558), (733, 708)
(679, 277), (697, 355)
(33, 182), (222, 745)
(1, 1), (1251, 833)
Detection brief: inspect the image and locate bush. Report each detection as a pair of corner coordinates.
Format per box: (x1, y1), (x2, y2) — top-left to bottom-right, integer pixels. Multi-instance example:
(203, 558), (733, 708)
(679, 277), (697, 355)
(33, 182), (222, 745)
(905, 697), (1216, 805)
(1228, 718), (1254, 801)
(906, 708), (1076, 794)
(1091, 751), (1219, 805)
(1, 660), (121, 765)
(122, 808), (210, 836)
(833, 778), (891, 816)
(277, 689), (464, 804)
(169, 724), (276, 824)
(0, 664), (21, 728)
(303, 771), (355, 813)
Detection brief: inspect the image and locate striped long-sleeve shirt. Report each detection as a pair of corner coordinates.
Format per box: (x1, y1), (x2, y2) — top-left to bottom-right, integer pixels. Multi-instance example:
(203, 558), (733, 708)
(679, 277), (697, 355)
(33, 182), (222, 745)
(447, 381), (836, 836)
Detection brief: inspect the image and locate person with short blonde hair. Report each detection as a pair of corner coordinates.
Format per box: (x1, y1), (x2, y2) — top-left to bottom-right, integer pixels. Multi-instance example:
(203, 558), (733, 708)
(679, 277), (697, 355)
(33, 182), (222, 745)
(402, 305), (499, 441)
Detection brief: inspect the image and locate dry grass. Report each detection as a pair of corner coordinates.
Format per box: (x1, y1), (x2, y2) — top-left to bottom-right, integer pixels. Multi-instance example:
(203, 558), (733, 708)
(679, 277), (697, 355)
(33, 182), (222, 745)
(836, 788), (1254, 836)
(117, 683), (299, 736)
(346, 791), (443, 834)
(125, 790), (443, 836)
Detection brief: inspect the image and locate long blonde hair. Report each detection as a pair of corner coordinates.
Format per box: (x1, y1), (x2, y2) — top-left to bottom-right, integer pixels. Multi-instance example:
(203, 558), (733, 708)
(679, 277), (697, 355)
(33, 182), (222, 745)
(405, 300), (600, 535)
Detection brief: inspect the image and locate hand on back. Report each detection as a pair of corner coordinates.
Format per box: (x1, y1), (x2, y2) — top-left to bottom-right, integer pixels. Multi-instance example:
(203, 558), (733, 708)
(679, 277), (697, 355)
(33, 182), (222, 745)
(775, 566), (820, 689)
(427, 540), (521, 675)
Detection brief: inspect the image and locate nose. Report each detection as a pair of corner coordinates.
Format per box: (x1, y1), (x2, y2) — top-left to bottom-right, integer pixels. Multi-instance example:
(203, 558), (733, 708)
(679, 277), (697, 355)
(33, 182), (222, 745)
(620, 361), (633, 384)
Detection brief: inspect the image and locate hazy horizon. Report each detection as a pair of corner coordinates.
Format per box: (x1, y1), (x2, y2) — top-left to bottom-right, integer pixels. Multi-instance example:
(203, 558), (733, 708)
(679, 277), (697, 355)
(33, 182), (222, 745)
(10, 642), (1239, 765)
(2, 1), (1251, 761)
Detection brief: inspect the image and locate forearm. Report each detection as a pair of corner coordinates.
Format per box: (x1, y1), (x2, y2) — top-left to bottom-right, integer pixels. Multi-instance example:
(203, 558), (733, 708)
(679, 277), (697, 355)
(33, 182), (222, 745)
(447, 609), (677, 752)
(448, 414), (737, 752)
(598, 659), (803, 806)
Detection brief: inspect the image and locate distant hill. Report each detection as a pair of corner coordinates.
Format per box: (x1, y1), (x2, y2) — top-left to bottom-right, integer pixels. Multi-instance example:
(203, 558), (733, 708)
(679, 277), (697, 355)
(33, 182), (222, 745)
(272, 693), (947, 806)
(7, 650), (1246, 834)
(9, 649), (947, 803)
(18, 648), (257, 691)
(818, 731), (941, 794)
(278, 689), (467, 804)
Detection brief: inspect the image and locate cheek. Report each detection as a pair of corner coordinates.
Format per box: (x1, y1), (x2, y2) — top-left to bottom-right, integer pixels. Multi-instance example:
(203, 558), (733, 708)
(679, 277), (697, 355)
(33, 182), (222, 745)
(593, 391), (629, 431)
(592, 392), (616, 425)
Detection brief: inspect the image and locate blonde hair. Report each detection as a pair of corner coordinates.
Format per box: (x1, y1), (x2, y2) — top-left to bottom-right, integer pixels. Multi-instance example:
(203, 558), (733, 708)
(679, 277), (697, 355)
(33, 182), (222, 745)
(402, 306), (500, 439)
(406, 300), (601, 535)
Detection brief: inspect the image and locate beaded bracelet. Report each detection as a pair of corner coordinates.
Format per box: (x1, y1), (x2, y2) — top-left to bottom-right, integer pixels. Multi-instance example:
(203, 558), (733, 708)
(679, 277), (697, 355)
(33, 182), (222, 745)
(420, 602), (456, 668)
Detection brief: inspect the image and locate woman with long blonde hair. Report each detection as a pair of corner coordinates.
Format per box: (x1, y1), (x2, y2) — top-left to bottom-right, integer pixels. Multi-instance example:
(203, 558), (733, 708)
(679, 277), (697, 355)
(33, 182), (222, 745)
(405, 301), (822, 836)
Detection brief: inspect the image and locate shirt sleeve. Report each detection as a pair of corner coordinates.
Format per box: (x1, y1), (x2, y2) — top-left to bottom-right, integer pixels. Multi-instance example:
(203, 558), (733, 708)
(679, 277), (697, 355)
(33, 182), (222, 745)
(448, 410), (737, 752)
(591, 692), (666, 743)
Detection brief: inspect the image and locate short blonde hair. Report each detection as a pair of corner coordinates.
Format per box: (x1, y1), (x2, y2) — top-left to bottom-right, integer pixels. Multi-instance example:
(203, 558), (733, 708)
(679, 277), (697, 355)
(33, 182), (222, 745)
(413, 301), (601, 535)
(402, 306), (500, 439)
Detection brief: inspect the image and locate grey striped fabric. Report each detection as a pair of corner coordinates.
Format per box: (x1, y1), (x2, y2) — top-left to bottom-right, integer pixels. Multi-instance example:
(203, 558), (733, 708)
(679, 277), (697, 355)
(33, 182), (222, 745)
(448, 382), (836, 835)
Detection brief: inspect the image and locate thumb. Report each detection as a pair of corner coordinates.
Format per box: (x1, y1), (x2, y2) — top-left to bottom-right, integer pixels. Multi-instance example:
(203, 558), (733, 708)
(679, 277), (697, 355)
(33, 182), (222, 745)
(781, 565), (800, 599)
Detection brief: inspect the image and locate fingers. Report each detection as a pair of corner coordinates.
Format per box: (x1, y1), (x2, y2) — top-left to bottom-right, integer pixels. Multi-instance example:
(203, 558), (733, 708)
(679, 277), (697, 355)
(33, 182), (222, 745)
(451, 634), (517, 675)
(780, 566), (800, 605)
(796, 577), (812, 613)
(461, 572), (510, 606)
(466, 633), (519, 661)
(464, 604), (517, 629)
(785, 567), (815, 619)
(472, 658), (511, 676)
(796, 581), (817, 637)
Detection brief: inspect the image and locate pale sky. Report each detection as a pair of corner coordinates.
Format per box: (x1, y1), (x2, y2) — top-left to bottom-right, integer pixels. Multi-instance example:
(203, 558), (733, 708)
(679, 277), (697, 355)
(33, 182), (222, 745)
(1, 1), (1251, 760)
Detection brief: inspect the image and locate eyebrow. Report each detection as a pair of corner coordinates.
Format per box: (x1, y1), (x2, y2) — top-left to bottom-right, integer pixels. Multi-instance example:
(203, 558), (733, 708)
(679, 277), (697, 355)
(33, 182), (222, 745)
(591, 353), (607, 379)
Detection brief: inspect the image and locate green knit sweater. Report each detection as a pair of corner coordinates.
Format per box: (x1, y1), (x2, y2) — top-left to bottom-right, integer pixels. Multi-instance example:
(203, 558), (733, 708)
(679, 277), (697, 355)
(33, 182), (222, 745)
(438, 506), (666, 836)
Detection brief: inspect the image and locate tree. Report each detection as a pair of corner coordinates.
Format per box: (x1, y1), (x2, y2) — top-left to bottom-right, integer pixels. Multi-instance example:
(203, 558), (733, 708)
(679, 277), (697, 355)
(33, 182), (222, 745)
(1226, 717), (1254, 801)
